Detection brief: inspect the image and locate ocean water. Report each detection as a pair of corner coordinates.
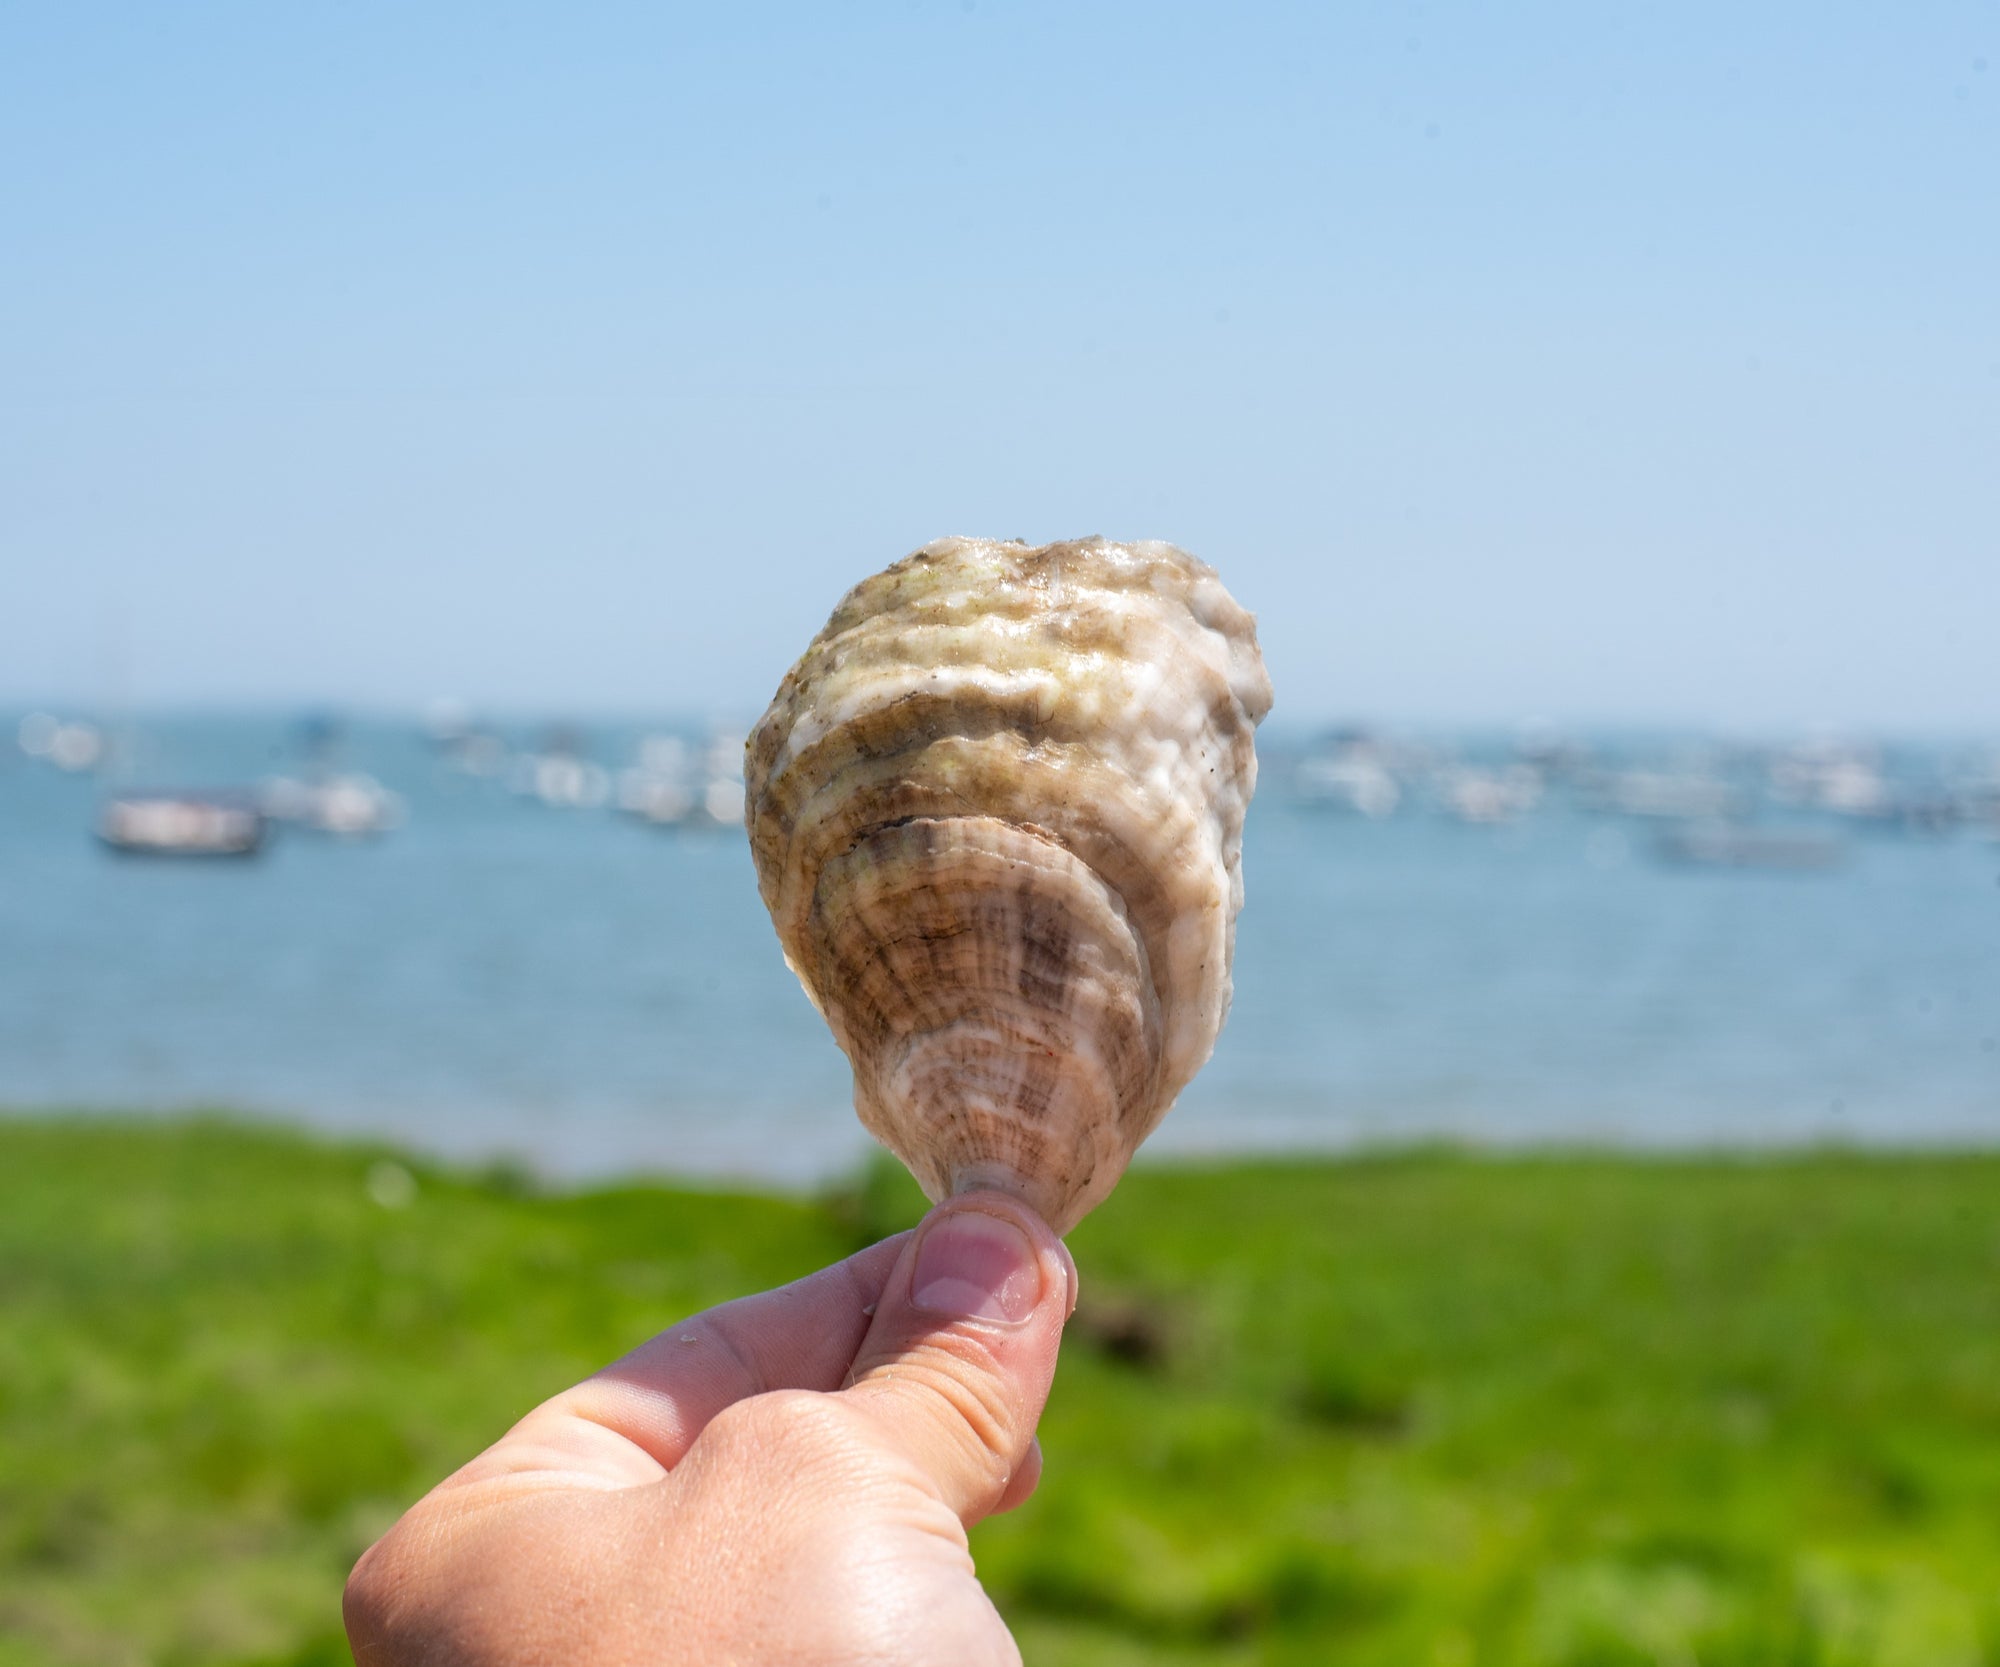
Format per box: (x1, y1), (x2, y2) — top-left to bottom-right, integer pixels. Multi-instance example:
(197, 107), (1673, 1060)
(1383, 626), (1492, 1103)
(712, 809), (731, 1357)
(2, 714), (1996, 1185)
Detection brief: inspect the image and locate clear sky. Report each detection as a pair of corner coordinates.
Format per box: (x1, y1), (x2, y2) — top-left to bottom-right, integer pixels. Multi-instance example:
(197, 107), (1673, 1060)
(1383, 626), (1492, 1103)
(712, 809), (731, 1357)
(2, 3), (1994, 730)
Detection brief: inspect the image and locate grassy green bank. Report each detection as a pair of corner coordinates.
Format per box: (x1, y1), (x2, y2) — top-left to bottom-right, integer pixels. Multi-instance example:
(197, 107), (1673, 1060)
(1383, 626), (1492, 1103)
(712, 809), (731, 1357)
(6, 1119), (2000, 1666)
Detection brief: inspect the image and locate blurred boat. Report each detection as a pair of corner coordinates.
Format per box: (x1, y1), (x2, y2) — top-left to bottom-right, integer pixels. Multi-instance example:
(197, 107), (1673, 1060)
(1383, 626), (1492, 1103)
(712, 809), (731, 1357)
(1654, 823), (1843, 871)
(1514, 730), (1592, 779)
(1295, 730), (1406, 813)
(1943, 754), (2000, 838)
(1580, 769), (1746, 821)
(97, 792), (266, 858)
(618, 773), (696, 824)
(1437, 766), (1541, 825)
(18, 712), (106, 772)
(249, 709), (406, 835)
(511, 725), (610, 808)
(449, 731), (509, 777)
(523, 754), (610, 808)
(693, 731), (747, 827)
(617, 737), (693, 825)
(1769, 741), (1892, 819)
(614, 731), (746, 830)
(1893, 795), (1962, 837)
(261, 772), (404, 836)
(423, 701), (510, 777)
(690, 777), (747, 827)
(616, 735), (691, 822)
(1296, 752), (1400, 818)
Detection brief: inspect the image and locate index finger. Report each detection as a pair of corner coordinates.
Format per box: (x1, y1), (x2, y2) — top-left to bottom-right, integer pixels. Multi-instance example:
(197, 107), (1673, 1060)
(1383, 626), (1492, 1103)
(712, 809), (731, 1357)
(445, 1232), (911, 1494)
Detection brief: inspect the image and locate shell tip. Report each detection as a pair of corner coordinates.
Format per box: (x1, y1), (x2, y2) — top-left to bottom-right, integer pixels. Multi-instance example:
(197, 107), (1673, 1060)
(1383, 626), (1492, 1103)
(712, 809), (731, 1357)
(945, 1161), (1067, 1234)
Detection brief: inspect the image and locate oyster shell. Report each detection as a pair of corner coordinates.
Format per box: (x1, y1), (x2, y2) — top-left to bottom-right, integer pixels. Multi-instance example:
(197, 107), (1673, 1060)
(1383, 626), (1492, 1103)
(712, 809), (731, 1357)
(745, 536), (1271, 1232)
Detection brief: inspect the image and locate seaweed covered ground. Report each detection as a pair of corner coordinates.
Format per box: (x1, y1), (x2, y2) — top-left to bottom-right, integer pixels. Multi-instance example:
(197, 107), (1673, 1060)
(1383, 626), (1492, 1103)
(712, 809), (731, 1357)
(6, 1116), (2000, 1666)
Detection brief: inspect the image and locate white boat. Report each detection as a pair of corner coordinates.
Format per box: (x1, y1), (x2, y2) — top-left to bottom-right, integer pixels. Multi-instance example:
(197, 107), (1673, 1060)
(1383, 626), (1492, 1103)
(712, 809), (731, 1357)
(511, 751), (610, 809)
(1295, 754), (1400, 818)
(691, 777), (746, 827)
(18, 712), (106, 772)
(1770, 742), (1892, 818)
(617, 769), (695, 825)
(615, 731), (745, 830)
(424, 704), (509, 777)
(97, 793), (266, 858)
(692, 731), (748, 828)
(261, 773), (405, 836)
(1437, 766), (1542, 825)
(1582, 769), (1746, 821)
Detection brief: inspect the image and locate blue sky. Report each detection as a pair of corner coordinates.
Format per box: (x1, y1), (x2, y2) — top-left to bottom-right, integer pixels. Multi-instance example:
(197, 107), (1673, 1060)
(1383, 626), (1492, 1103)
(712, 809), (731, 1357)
(2, 2), (1994, 728)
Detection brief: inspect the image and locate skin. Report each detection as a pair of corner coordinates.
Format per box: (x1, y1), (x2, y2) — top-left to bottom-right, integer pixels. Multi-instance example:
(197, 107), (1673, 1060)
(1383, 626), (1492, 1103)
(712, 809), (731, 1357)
(344, 1191), (1078, 1666)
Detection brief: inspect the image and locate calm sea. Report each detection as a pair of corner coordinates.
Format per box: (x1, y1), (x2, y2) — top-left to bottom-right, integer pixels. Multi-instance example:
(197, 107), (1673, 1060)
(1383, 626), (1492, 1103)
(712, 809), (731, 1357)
(3, 714), (1996, 1185)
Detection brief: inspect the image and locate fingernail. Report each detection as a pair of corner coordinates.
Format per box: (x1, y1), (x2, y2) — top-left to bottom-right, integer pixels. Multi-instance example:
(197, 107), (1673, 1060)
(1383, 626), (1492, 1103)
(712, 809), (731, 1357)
(910, 1208), (1045, 1325)
(1057, 1238), (1081, 1320)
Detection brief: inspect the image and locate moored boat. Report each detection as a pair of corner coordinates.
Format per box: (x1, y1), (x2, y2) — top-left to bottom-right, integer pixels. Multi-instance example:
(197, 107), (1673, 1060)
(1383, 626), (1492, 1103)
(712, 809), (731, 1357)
(97, 792), (267, 858)
(1654, 823), (1843, 871)
(260, 772), (404, 836)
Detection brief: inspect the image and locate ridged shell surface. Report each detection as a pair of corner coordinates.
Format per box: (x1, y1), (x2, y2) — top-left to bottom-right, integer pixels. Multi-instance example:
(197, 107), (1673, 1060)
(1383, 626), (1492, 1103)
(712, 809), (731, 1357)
(745, 536), (1271, 1232)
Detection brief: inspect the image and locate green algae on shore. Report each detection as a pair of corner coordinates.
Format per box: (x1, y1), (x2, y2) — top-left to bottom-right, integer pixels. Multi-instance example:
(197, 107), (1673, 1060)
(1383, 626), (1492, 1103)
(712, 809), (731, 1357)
(6, 1116), (2000, 1666)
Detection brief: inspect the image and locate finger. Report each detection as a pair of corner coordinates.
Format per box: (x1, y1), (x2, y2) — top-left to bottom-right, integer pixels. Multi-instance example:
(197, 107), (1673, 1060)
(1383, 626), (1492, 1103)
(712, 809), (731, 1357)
(992, 1436), (1043, 1515)
(454, 1232), (911, 1489)
(841, 1192), (1077, 1525)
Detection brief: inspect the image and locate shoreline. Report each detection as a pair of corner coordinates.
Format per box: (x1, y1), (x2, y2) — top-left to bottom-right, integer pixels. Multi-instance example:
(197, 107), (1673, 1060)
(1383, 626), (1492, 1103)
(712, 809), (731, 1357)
(10, 1101), (2000, 1196)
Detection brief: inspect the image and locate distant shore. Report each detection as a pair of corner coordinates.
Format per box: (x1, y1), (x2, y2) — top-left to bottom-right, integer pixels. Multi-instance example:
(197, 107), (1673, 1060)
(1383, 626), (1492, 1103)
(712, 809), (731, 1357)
(10, 1099), (2000, 1196)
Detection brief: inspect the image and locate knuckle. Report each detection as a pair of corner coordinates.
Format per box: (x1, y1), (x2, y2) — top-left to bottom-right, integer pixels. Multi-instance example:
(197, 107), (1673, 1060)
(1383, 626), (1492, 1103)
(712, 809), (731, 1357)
(908, 1338), (1019, 1453)
(927, 1361), (1016, 1467)
(861, 1342), (1023, 1502)
(696, 1387), (848, 1469)
(342, 1525), (420, 1658)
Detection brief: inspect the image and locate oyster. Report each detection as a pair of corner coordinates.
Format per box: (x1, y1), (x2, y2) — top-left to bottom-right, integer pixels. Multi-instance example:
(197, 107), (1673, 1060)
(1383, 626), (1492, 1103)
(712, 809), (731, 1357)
(745, 536), (1271, 1233)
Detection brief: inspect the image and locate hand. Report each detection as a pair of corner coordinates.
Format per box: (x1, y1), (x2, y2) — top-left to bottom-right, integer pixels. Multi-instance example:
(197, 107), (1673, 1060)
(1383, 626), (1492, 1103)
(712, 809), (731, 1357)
(344, 1191), (1078, 1666)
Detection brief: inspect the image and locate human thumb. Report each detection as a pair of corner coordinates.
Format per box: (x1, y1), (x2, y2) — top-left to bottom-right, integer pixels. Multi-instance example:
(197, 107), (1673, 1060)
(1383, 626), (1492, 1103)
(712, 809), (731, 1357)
(840, 1191), (1078, 1525)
